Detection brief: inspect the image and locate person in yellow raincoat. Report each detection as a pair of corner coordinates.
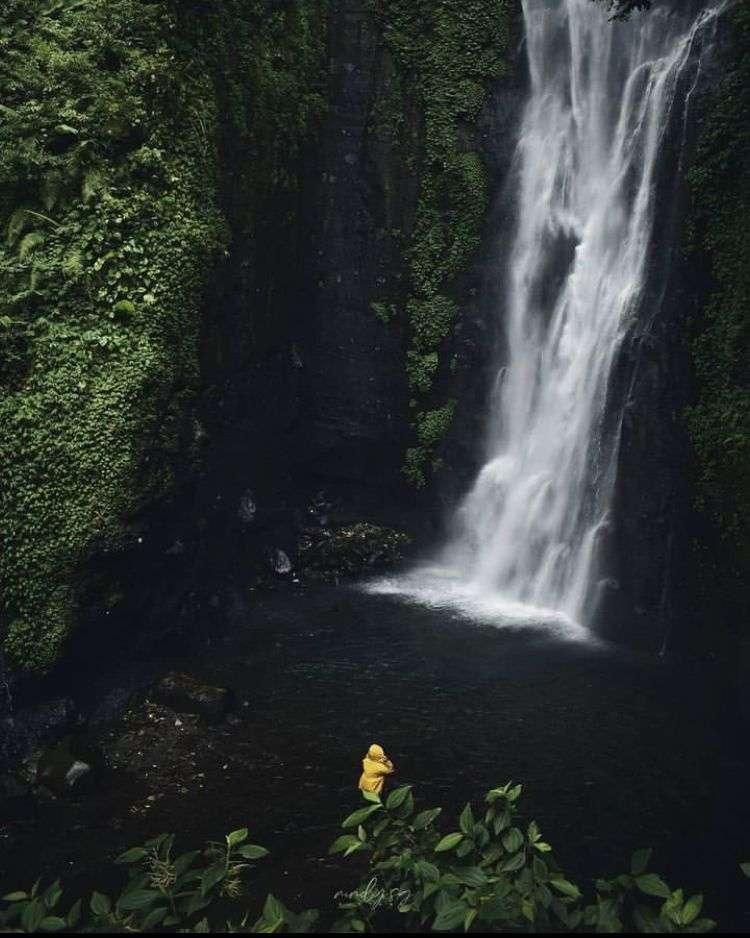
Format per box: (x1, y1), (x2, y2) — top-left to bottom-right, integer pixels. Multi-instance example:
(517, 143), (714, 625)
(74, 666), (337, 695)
(358, 743), (394, 795)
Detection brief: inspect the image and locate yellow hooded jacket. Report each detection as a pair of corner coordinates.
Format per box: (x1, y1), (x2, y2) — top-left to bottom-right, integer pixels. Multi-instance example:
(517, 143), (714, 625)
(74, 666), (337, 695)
(358, 743), (394, 795)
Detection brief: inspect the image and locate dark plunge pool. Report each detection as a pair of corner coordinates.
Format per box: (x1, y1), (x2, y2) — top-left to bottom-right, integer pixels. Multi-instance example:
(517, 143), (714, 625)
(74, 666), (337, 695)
(2, 584), (749, 930)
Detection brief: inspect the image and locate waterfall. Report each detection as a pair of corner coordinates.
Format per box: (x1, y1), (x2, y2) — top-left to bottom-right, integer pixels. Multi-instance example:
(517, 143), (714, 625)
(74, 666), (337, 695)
(370, 0), (726, 635)
(444, 0), (725, 626)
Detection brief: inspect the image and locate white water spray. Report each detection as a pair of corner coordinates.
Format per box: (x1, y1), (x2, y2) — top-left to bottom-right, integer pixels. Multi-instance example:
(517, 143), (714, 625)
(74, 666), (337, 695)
(370, 0), (725, 635)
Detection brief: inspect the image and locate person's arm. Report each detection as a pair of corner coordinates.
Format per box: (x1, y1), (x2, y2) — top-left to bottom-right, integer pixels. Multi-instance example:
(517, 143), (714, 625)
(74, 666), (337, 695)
(370, 759), (394, 777)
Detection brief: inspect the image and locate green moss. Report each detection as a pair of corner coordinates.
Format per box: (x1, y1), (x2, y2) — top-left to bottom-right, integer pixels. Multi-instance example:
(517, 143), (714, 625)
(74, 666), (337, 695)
(369, 0), (512, 483)
(0, 0), (327, 672)
(299, 523), (411, 581)
(684, 3), (750, 594)
(404, 400), (457, 488)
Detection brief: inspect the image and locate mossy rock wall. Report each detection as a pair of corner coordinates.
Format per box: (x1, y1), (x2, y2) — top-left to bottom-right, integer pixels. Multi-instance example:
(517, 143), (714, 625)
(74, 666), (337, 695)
(0, 0), (328, 674)
(684, 2), (750, 627)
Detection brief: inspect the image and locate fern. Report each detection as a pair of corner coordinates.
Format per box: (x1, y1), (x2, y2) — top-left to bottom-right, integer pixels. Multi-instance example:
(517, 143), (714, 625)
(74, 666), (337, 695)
(6, 208), (29, 247)
(41, 172), (64, 212)
(18, 231), (44, 261)
(61, 249), (83, 280)
(82, 167), (104, 203)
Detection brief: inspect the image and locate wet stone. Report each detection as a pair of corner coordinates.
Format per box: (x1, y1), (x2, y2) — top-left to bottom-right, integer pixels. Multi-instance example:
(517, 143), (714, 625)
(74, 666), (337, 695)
(152, 671), (232, 721)
(35, 738), (99, 796)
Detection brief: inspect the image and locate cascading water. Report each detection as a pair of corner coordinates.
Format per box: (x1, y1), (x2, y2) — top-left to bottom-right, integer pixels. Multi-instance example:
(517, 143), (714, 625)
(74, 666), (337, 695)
(370, 0), (726, 636)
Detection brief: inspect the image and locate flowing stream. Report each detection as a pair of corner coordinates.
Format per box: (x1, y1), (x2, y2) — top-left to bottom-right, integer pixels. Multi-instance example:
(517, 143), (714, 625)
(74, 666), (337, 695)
(374, 0), (725, 634)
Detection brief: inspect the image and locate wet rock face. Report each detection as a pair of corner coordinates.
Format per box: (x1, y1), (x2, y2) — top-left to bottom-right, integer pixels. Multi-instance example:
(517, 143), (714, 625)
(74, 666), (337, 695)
(598, 15), (736, 653)
(152, 673), (232, 722)
(299, 0), (412, 498)
(0, 696), (77, 770)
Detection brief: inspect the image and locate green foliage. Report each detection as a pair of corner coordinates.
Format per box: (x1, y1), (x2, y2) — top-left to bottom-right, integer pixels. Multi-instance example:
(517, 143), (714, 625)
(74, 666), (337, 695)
(0, 827), (317, 933)
(404, 401), (457, 488)
(2, 783), (743, 932)
(684, 3), (750, 602)
(330, 781), (718, 933)
(299, 523), (411, 581)
(0, 0), (327, 672)
(369, 0), (511, 484)
(370, 301), (398, 325)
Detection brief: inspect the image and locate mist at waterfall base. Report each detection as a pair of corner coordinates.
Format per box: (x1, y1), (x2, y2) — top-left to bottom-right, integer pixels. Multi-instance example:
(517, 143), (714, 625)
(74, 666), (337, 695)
(369, 0), (725, 639)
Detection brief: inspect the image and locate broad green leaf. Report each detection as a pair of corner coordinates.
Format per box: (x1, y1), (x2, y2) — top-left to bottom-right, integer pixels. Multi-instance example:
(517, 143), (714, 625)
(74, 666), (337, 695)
(117, 889), (160, 911)
(89, 891), (111, 917)
(184, 893), (211, 918)
(173, 850), (201, 878)
(502, 827), (524, 853)
(455, 866), (487, 887)
(361, 789), (381, 804)
(435, 832), (464, 853)
(66, 899), (82, 928)
(456, 838), (474, 858)
(433, 898), (468, 931)
(415, 860), (440, 882)
(41, 881), (62, 911)
(690, 917), (717, 933)
(551, 879), (581, 899)
(682, 894), (703, 925)
(115, 847), (148, 864)
(631, 847), (653, 876)
(22, 899), (45, 933)
(263, 893), (286, 925)
(329, 834), (359, 855)
(500, 851), (526, 873)
(226, 828), (249, 846)
(636, 874), (671, 899)
(494, 812), (511, 834)
(386, 785), (412, 810)
(39, 917), (66, 932)
(459, 802), (475, 834)
(140, 907), (168, 930)
(414, 807), (442, 830)
(238, 844), (269, 860)
(342, 804), (382, 829)
(200, 867), (225, 896)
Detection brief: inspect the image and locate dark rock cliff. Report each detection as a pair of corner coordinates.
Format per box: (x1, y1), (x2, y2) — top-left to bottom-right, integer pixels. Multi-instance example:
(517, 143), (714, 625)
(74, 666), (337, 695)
(600, 4), (743, 654)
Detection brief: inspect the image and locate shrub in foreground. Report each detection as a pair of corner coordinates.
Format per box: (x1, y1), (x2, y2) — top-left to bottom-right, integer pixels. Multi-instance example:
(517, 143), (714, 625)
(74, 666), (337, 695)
(329, 781), (717, 933)
(3, 781), (745, 932)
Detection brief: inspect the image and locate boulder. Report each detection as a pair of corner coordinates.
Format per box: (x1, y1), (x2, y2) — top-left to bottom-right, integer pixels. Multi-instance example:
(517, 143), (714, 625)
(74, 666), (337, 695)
(36, 736), (99, 796)
(298, 523), (410, 581)
(152, 672), (231, 721)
